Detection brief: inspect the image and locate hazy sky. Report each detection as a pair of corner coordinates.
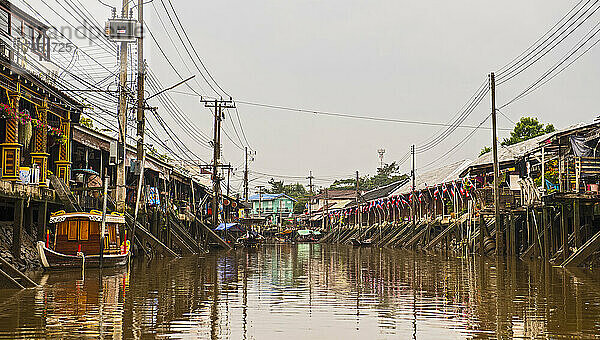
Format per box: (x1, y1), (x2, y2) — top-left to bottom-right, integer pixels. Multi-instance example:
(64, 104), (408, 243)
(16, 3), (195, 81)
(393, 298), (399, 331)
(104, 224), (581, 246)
(27, 0), (600, 193)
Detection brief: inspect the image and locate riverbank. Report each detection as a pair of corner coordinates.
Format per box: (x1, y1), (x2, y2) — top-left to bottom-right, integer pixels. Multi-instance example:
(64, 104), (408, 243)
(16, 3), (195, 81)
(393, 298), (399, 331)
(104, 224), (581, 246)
(0, 223), (41, 271)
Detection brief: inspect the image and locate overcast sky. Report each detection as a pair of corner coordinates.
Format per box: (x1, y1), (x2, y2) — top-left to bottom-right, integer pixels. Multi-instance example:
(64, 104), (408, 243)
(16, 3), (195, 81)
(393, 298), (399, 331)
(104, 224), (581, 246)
(24, 0), (600, 193)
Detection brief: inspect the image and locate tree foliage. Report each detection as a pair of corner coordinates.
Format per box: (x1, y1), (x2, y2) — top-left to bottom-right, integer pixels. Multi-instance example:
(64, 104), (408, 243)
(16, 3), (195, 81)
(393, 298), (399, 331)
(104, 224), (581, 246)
(480, 146), (491, 156)
(502, 117), (555, 146)
(265, 179), (308, 213)
(329, 162), (408, 192)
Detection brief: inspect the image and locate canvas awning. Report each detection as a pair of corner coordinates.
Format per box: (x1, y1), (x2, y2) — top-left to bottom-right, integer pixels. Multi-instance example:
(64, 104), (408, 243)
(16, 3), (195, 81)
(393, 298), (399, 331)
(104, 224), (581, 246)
(215, 223), (245, 232)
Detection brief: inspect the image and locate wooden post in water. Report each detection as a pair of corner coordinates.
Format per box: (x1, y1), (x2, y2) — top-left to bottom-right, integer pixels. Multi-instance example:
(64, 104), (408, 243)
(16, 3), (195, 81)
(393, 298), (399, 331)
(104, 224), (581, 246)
(12, 199), (24, 260)
(543, 207), (549, 260)
(508, 213), (515, 256)
(100, 177), (108, 268)
(479, 215), (485, 255)
(574, 200), (581, 249)
(37, 200), (47, 242)
(561, 203), (568, 260)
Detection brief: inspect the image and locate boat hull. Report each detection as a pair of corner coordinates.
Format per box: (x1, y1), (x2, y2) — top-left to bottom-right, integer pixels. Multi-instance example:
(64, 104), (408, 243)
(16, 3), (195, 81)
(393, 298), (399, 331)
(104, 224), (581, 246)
(350, 238), (373, 247)
(37, 241), (129, 269)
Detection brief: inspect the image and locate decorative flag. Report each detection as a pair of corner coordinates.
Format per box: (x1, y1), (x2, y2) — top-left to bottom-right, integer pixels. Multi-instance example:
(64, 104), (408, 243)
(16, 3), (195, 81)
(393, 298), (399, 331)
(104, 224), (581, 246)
(402, 195), (409, 206)
(418, 191), (423, 203)
(434, 187), (440, 200)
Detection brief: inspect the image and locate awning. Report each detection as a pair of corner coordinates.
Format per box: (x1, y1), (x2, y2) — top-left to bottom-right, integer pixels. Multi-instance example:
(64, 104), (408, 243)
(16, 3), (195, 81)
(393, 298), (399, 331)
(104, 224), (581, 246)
(215, 223), (245, 232)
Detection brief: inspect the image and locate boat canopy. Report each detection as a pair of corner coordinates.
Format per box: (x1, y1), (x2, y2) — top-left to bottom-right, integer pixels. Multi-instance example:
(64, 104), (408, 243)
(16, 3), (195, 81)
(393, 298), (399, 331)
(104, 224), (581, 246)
(215, 223), (245, 232)
(49, 211), (125, 224)
(297, 229), (318, 236)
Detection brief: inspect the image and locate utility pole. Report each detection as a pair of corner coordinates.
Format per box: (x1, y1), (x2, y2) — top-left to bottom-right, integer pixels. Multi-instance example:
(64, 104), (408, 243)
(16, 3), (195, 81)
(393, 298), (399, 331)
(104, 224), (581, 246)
(116, 0), (129, 213)
(244, 147), (249, 201)
(355, 171), (360, 227)
(490, 72), (502, 256)
(200, 98), (235, 228)
(136, 0), (144, 163)
(411, 144), (416, 232)
(257, 185), (264, 218)
(307, 171), (314, 228)
(226, 163), (231, 223)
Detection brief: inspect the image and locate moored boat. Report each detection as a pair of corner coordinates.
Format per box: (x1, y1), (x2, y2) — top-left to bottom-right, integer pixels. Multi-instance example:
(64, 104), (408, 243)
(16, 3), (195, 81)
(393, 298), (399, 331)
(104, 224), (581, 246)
(350, 238), (373, 247)
(37, 211), (130, 269)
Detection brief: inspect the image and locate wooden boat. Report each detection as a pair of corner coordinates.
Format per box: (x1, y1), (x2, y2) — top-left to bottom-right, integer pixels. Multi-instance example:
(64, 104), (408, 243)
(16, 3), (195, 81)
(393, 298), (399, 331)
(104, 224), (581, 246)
(236, 231), (264, 248)
(350, 238), (373, 247)
(37, 211), (130, 269)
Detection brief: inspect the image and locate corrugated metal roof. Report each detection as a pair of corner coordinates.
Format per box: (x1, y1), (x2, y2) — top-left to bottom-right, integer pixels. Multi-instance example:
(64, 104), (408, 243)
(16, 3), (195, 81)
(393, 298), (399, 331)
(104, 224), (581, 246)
(464, 121), (599, 172)
(248, 193), (297, 202)
(390, 159), (471, 196)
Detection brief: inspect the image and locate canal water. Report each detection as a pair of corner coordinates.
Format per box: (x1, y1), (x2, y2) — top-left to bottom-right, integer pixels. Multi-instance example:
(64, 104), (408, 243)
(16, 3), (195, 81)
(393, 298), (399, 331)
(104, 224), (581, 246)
(1, 244), (600, 339)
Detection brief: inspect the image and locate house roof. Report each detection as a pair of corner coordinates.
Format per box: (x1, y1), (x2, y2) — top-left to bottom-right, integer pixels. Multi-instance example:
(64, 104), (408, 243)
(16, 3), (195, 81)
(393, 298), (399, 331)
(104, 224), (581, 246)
(345, 179), (408, 208)
(461, 120), (600, 176)
(390, 160), (471, 196)
(313, 189), (356, 200)
(248, 193), (297, 202)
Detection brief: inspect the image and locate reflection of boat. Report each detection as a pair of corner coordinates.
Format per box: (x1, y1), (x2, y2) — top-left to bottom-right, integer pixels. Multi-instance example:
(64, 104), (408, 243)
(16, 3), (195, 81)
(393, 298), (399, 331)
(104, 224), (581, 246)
(37, 211), (130, 269)
(350, 238), (372, 247)
(296, 229), (322, 243)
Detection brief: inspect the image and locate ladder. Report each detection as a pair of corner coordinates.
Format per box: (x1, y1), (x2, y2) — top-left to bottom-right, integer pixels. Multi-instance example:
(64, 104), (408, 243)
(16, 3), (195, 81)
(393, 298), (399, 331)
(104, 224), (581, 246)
(49, 174), (81, 212)
(0, 256), (38, 289)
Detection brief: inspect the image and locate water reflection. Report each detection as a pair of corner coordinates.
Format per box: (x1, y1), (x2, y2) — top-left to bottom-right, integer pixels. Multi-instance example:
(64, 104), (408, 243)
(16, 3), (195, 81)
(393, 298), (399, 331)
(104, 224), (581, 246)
(0, 244), (600, 339)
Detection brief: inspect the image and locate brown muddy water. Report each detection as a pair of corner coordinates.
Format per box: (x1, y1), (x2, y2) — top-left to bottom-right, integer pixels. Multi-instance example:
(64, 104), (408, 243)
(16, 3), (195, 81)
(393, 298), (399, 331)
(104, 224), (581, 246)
(1, 244), (600, 339)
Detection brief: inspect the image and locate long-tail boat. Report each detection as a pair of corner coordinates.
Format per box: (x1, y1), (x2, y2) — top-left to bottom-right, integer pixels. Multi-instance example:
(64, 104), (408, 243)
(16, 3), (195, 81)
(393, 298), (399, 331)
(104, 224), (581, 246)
(37, 210), (130, 269)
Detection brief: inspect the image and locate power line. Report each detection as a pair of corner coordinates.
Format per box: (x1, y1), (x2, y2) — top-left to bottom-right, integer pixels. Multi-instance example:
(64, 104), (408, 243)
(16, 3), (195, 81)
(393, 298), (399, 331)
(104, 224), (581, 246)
(500, 21), (600, 109)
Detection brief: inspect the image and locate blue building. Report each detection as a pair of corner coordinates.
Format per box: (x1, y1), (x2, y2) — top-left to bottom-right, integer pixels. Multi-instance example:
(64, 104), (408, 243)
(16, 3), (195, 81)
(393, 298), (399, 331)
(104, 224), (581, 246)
(248, 193), (296, 225)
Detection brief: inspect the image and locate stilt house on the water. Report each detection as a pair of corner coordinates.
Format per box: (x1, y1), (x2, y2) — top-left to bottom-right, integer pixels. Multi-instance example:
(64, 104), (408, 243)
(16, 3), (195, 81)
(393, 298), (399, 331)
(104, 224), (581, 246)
(0, 0), (83, 272)
(320, 119), (600, 268)
(0, 2), (236, 276)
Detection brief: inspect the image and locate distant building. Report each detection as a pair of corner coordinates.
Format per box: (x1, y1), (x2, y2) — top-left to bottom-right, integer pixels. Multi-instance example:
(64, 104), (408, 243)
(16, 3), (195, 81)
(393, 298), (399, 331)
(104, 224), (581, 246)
(248, 193), (297, 225)
(309, 189), (357, 213)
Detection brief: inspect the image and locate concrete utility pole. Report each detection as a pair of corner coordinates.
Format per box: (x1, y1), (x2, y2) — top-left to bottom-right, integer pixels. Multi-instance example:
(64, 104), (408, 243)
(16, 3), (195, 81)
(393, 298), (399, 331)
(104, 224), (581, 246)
(200, 98), (235, 228)
(244, 147), (249, 201)
(136, 0), (144, 163)
(116, 0), (129, 213)
(257, 185), (264, 218)
(226, 163), (231, 223)
(411, 144), (416, 232)
(490, 72), (502, 256)
(307, 171), (314, 226)
(355, 171), (360, 227)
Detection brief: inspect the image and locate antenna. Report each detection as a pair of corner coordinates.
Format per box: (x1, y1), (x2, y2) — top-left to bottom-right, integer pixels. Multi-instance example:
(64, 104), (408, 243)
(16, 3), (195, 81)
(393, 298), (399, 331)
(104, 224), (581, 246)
(377, 148), (386, 169)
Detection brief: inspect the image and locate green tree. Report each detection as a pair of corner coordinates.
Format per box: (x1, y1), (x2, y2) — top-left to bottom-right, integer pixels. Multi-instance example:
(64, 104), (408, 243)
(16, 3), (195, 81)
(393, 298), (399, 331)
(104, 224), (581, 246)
(502, 117), (555, 146)
(480, 146), (491, 156)
(328, 162), (408, 192)
(265, 179), (308, 214)
(266, 178), (284, 194)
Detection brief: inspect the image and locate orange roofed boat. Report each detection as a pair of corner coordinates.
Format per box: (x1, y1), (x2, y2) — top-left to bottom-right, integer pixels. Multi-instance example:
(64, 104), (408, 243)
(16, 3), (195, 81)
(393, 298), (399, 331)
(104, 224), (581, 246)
(37, 210), (130, 269)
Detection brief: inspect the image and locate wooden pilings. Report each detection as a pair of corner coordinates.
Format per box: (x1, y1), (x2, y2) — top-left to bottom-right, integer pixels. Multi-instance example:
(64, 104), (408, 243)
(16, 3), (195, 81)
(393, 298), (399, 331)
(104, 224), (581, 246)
(12, 199), (23, 260)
